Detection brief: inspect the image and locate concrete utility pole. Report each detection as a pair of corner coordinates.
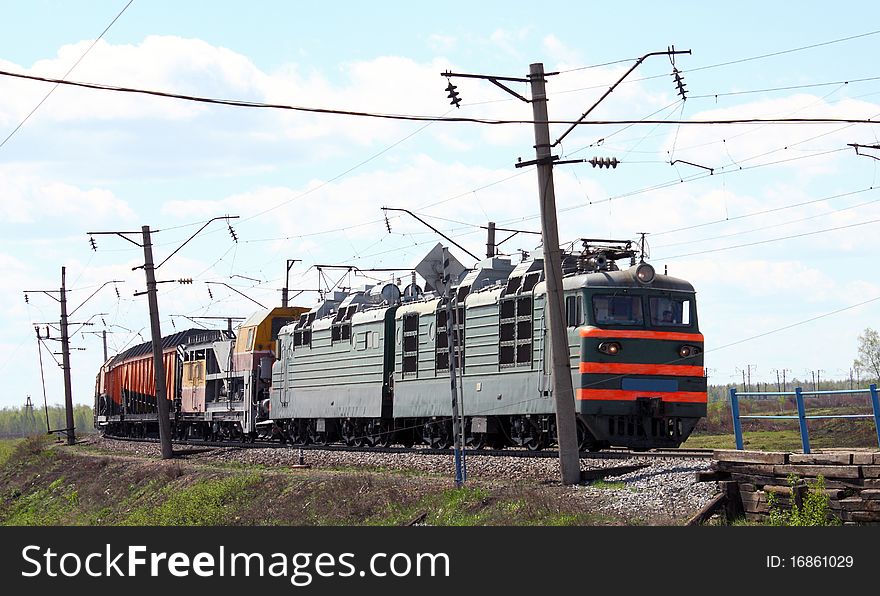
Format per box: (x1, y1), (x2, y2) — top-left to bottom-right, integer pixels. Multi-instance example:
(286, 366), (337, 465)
(141, 225), (174, 460)
(59, 267), (76, 445)
(89, 215), (238, 461)
(441, 50), (689, 487)
(528, 62), (580, 486)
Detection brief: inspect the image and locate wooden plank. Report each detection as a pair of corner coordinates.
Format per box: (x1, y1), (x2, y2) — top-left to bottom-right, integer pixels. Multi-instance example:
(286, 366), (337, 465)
(789, 453), (852, 465)
(721, 481), (744, 521)
(764, 485), (793, 496)
(581, 463), (648, 482)
(861, 479), (880, 488)
(716, 462), (777, 474)
(695, 470), (730, 483)
(773, 464), (860, 479)
(839, 499), (880, 512)
(685, 492), (726, 526)
(852, 453), (875, 465)
(861, 465), (880, 478)
(713, 450), (788, 464)
(842, 511), (880, 522)
(860, 489), (880, 500)
(730, 473), (777, 485)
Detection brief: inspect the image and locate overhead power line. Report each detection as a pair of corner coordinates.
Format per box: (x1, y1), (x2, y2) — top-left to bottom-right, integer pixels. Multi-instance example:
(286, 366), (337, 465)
(0, 0), (135, 150)
(0, 69), (875, 127)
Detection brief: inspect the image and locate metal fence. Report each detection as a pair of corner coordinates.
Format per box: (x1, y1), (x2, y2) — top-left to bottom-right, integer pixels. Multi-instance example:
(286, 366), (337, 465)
(728, 384), (880, 453)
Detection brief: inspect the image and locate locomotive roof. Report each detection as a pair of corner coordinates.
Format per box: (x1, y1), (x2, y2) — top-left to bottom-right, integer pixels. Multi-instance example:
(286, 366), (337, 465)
(559, 267), (696, 293)
(107, 328), (228, 368)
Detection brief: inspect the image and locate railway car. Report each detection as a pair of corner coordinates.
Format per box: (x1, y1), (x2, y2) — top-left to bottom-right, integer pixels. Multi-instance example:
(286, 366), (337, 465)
(269, 240), (706, 450)
(95, 306), (307, 439)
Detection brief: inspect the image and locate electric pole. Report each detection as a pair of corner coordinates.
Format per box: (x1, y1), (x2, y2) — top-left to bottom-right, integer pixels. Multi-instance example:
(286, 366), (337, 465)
(89, 216), (237, 460)
(282, 259), (301, 307)
(444, 247), (465, 486)
(528, 62), (580, 485)
(141, 225), (174, 460)
(59, 266), (76, 445)
(486, 221), (496, 258)
(441, 49), (689, 486)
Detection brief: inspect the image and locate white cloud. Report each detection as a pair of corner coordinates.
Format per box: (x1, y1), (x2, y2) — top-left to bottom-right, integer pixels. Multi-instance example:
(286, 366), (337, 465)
(0, 168), (136, 223)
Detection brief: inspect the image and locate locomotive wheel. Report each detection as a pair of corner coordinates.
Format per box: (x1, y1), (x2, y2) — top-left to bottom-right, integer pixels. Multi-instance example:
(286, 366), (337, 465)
(367, 420), (393, 448)
(522, 435), (546, 452)
(577, 420), (602, 453)
(340, 419), (357, 446)
(306, 420), (328, 446)
(430, 420), (454, 449)
(466, 432), (486, 450)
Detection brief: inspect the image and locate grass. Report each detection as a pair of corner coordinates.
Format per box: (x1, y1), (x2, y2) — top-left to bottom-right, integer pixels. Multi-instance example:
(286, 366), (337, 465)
(0, 439), (23, 467)
(588, 479), (627, 490)
(120, 475), (261, 526)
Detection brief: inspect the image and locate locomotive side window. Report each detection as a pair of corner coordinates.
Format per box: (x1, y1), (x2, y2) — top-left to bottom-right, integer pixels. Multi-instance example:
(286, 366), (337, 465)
(499, 295), (533, 367)
(593, 294), (644, 326)
(402, 313), (419, 376)
(649, 296), (691, 327)
(435, 301), (464, 371)
(565, 294), (584, 327)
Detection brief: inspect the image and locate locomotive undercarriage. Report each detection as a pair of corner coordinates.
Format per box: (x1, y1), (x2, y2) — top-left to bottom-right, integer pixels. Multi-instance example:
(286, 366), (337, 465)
(271, 414), (619, 452)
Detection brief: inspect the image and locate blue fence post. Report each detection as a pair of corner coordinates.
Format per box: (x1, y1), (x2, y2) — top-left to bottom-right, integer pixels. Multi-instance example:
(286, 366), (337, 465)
(795, 386), (810, 454)
(869, 384), (880, 450)
(730, 387), (744, 450)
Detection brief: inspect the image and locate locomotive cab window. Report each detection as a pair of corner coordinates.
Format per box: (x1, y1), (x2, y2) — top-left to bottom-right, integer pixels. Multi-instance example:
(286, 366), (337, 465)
(649, 295), (692, 327)
(565, 294), (584, 327)
(592, 294), (644, 326)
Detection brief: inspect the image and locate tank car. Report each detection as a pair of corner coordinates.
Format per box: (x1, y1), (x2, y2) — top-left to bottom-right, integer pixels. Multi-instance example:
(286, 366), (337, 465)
(270, 240), (706, 450)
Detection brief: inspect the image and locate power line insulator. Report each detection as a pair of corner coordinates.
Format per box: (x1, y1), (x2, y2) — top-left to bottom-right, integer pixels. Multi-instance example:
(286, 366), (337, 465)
(384, 213), (392, 233)
(24, 293), (29, 304)
(89, 235), (97, 251)
(588, 156), (619, 169)
(228, 224), (238, 243)
(672, 67), (687, 100)
(208, 288), (213, 300)
(178, 278), (193, 284)
(445, 81), (461, 108)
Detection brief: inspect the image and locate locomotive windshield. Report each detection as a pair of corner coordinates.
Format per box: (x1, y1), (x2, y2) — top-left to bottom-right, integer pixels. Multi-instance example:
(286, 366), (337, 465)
(648, 295), (691, 327)
(592, 294), (644, 326)
(591, 292), (696, 328)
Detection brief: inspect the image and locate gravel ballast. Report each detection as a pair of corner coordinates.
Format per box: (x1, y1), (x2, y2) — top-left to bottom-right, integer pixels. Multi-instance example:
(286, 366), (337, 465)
(87, 436), (718, 523)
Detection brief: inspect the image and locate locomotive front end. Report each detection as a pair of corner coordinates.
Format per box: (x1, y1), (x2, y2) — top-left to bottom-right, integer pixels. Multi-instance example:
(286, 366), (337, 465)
(575, 262), (707, 449)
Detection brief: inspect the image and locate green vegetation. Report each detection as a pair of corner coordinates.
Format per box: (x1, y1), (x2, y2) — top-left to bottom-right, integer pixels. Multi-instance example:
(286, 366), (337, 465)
(0, 404), (94, 438)
(588, 479), (626, 490)
(767, 475), (839, 527)
(121, 475), (261, 526)
(0, 439), (23, 467)
(0, 438), (605, 526)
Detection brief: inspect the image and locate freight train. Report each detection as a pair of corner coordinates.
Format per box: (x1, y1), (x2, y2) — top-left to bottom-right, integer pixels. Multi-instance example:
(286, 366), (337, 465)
(95, 240), (706, 451)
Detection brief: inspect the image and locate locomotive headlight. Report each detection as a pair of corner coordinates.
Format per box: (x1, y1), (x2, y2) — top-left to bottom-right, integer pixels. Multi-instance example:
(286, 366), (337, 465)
(598, 341), (622, 355)
(635, 263), (655, 285)
(678, 344), (701, 358)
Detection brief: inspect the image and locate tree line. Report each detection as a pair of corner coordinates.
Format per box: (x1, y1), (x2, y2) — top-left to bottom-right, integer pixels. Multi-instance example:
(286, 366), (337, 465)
(0, 404), (95, 438)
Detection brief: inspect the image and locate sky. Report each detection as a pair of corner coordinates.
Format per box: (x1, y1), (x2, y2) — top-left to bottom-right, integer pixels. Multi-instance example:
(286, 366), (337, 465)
(2, 0), (880, 410)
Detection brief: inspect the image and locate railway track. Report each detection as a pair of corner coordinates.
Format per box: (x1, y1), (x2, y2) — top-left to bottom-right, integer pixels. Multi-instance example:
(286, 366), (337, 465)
(104, 434), (713, 460)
